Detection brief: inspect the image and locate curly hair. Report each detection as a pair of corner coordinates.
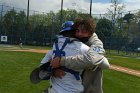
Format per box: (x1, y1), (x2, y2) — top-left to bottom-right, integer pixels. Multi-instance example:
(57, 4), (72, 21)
(73, 17), (96, 34)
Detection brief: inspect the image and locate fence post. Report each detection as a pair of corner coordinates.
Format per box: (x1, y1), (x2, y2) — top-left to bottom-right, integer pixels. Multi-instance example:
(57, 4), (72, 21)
(50, 15), (54, 46)
(60, 0), (63, 28)
(11, 7), (15, 44)
(0, 5), (3, 43)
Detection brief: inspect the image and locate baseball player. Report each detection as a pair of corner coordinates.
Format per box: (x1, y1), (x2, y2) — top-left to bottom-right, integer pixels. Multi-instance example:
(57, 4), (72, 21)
(51, 18), (110, 93)
(40, 21), (94, 93)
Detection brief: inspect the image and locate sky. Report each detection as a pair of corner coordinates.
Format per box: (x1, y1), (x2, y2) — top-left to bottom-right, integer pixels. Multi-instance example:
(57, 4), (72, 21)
(0, 0), (140, 14)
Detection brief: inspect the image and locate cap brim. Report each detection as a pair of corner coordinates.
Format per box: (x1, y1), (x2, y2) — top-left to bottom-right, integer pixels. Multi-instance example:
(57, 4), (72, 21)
(30, 67), (41, 84)
(60, 27), (72, 33)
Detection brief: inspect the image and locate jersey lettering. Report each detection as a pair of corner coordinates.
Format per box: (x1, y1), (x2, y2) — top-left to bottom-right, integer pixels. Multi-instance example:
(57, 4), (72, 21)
(93, 47), (100, 52)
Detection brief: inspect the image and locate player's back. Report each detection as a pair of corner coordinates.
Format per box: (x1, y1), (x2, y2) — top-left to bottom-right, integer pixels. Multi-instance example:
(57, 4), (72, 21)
(51, 36), (89, 93)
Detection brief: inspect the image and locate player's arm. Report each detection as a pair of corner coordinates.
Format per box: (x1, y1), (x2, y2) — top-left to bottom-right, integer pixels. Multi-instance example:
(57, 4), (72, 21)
(60, 33), (110, 69)
(40, 50), (53, 65)
(60, 47), (105, 70)
(89, 33), (110, 69)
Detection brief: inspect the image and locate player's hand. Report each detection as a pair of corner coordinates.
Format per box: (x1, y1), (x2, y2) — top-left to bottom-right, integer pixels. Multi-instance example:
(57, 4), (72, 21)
(50, 57), (61, 68)
(53, 69), (65, 78)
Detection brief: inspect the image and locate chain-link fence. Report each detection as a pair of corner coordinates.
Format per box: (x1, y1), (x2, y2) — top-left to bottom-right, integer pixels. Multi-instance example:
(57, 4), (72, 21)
(0, 4), (140, 56)
(0, 4), (57, 46)
(0, 4), (91, 46)
(92, 11), (140, 56)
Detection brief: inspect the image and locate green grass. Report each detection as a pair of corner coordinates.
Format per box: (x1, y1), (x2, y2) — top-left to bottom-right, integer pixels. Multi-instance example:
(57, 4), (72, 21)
(106, 49), (140, 56)
(0, 50), (140, 93)
(0, 51), (50, 93)
(106, 54), (140, 70)
(19, 45), (52, 50)
(0, 44), (52, 50)
(103, 70), (140, 93)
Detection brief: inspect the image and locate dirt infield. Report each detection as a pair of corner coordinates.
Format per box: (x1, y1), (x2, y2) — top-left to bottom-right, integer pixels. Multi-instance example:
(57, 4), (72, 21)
(110, 64), (140, 77)
(10, 49), (140, 77)
(10, 49), (48, 53)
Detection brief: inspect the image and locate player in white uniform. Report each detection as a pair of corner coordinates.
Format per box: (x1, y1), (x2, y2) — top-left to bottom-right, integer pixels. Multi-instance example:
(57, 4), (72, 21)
(40, 21), (90, 93)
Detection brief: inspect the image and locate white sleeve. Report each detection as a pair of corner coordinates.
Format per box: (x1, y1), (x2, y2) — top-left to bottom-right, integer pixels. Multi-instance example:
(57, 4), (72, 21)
(98, 57), (110, 69)
(60, 33), (110, 70)
(80, 43), (90, 54)
(40, 50), (53, 65)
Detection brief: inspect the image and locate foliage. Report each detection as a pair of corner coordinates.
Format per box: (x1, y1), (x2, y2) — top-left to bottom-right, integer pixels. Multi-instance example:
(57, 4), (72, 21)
(1, 9), (81, 45)
(2, 9), (26, 44)
(107, 0), (125, 24)
(1, 6), (140, 48)
(105, 0), (126, 38)
(122, 13), (140, 44)
(123, 13), (135, 23)
(55, 9), (79, 34)
(96, 18), (112, 40)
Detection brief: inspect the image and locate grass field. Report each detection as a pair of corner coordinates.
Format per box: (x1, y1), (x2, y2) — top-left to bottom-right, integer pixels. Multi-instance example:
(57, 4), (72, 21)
(0, 45), (140, 93)
(103, 70), (140, 93)
(0, 51), (50, 93)
(0, 44), (52, 50)
(106, 54), (140, 70)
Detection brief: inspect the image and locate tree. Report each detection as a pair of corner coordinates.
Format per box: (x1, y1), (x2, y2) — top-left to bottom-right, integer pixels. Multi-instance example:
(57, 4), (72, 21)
(96, 17), (112, 40)
(3, 9), (18, 43)
(107, 0), (125, 33)
(123, 13), (134, 23)
(123, 13), (135, 37)
(55, 9), (79, 34)
(15, 11), (26, 41)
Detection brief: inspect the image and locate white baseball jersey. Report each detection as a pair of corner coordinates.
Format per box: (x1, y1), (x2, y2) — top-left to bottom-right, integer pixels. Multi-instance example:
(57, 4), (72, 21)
(41, 35), (89, 93)
(59, 33), (110, 93)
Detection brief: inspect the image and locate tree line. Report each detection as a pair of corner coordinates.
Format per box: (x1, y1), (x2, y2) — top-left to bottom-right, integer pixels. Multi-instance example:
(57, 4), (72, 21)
(0, 0), (140, 50)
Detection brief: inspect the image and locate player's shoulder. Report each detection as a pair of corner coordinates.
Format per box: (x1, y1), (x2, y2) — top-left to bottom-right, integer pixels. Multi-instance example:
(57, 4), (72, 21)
(74, 41), (89, 51)
(73, 40), (84, 46)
